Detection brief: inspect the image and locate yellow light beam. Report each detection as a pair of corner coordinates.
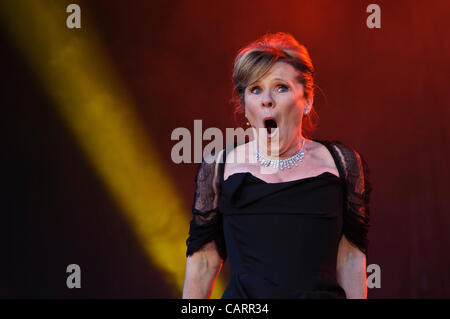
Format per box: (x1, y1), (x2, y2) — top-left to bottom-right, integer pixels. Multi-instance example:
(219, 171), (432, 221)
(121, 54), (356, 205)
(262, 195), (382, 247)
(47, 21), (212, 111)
(0, 0), (226, 298)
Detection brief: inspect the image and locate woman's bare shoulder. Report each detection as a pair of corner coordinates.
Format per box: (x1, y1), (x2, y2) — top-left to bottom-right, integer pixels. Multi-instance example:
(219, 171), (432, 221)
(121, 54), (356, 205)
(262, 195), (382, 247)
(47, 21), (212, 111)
(307, 139), (340, 177)
(225, 141), (253, 162)
(223, 141), (255, 180)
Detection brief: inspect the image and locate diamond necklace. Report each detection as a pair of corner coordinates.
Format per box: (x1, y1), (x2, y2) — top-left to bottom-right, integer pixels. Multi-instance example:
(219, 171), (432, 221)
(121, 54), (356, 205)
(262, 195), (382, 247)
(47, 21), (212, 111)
(254, 139), (306, 170)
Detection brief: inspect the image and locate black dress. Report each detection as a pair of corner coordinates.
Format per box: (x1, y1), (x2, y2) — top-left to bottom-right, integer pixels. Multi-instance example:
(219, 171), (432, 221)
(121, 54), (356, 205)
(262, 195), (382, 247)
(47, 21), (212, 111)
(186, 139), (372, 299)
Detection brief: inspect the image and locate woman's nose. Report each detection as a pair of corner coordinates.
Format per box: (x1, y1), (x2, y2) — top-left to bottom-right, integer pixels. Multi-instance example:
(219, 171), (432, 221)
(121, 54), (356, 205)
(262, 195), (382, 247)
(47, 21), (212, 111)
(261, 93), (274, 108)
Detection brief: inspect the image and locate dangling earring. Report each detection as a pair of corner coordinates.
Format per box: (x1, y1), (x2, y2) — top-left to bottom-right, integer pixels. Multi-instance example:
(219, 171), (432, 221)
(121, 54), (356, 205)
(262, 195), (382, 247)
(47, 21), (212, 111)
(246, 121), (250, 126)
(305, 109), (309, 115)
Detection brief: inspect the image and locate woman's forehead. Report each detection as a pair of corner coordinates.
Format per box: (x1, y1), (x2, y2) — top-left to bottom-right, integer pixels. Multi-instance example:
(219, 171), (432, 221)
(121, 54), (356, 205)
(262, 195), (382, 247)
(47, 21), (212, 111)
(253, 62), (300, 84)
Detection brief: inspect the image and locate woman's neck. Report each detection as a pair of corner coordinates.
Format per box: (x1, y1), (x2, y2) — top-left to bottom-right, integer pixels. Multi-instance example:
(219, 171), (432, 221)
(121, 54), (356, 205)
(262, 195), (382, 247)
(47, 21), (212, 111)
(254, 135), (306, 161)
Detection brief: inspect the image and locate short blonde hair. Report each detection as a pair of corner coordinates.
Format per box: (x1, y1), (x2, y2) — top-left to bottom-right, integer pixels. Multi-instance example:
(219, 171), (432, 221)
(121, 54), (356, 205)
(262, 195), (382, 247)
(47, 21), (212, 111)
(231, 32), (318, 137)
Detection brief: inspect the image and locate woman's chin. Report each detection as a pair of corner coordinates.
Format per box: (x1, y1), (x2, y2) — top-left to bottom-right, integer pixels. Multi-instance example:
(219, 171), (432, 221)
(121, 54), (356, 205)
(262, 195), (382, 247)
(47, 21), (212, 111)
(267, 127), (279, 139)
(256, 128), (283, 148)
(255, 127), (279, 139)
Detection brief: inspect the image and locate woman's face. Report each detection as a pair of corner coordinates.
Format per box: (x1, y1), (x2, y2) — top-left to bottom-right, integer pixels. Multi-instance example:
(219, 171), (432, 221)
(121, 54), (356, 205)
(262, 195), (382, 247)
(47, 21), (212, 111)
(244, 61), (311, 153)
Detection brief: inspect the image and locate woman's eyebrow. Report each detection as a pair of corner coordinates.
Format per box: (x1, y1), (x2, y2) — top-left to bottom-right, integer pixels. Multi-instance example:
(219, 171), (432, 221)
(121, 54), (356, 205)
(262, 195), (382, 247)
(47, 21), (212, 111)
(250, 77), (289, 85)
(273, 77), (287, 82)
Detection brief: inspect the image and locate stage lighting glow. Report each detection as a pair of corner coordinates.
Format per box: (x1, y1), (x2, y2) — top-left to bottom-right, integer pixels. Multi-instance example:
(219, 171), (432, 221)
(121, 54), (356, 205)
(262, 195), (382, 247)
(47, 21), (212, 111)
(0, 0), (226, 298)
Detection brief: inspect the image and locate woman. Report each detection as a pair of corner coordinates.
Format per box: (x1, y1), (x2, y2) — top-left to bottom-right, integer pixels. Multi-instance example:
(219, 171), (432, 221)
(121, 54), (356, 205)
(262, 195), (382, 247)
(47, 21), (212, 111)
(182, 32), (372, 299)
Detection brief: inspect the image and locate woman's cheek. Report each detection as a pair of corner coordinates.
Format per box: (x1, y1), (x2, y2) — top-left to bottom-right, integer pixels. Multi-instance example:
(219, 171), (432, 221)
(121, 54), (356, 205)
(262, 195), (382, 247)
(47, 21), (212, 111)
(246, 101), (259, 116)
(244, 96), (256, 110)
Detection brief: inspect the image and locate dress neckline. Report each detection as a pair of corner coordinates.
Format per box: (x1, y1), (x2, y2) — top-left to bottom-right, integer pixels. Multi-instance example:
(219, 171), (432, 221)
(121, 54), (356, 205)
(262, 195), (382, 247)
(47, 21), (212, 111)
(220, 138), (345, 186)
(223, 171), (341, 185)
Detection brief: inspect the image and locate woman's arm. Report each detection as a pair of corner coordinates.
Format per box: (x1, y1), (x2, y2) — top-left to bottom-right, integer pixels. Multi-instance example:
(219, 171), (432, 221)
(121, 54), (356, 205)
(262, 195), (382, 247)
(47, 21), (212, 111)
(182, 241), (223, 299)
(336, 234), (367, 299)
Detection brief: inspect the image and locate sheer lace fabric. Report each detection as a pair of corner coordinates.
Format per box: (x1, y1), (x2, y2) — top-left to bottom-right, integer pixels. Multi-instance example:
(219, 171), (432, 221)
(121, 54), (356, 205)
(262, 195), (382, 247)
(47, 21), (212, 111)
(325, 140), (372, 256)
(185, 150), (227, 260)
(186, 140), (372, 260)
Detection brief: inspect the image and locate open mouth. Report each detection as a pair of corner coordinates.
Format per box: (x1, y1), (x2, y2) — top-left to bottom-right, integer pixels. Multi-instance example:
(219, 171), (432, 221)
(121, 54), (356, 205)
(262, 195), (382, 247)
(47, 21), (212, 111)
(263, 117), (278, 137)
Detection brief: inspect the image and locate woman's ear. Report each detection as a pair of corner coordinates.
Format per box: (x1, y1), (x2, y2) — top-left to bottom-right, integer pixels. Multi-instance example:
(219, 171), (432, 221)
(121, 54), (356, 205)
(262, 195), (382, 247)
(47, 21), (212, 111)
(305, 98), (313, 110)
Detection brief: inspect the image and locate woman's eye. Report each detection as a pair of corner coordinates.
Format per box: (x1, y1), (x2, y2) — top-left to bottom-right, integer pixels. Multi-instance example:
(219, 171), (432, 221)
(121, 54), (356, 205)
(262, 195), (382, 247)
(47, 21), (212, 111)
(250, 86), (261, 94)
(277, 85), (289, 93)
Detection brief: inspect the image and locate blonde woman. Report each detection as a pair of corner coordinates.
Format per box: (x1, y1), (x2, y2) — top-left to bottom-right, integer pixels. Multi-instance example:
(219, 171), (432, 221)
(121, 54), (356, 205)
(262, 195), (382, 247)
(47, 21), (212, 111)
(183, 32), (372, 299)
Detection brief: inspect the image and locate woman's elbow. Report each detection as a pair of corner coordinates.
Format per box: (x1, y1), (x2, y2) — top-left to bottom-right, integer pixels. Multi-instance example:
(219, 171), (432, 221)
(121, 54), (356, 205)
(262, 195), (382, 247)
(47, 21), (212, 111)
(183, 244), (223, 298)
(185, 251), (222, 281)
(336, 238), (367, 298)
(336, 255), (367, 299)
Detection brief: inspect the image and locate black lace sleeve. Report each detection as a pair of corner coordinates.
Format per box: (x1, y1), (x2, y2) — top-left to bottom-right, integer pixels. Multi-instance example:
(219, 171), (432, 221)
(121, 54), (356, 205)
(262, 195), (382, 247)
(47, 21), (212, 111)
(185, 150), (227, 261)
(328, 141), (372, 257)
